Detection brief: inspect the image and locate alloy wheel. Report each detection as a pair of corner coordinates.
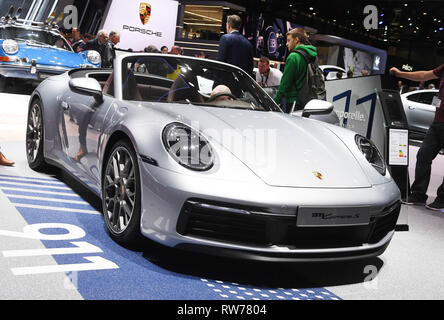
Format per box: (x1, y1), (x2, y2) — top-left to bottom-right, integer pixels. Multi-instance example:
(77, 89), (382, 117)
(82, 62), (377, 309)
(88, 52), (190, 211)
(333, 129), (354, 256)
(103, 146), (137, 234)
(26, 103), (42, 163)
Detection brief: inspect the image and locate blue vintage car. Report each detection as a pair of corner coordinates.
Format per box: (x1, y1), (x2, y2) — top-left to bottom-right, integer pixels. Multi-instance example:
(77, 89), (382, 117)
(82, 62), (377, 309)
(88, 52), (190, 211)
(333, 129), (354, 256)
(0, 20), (101, 91)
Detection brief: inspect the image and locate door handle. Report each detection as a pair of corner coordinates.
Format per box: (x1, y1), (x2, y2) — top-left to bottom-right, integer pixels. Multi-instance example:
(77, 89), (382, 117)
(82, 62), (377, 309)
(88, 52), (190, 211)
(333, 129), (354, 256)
(61, 101), (70, 110)
(408, 105), (415, 110)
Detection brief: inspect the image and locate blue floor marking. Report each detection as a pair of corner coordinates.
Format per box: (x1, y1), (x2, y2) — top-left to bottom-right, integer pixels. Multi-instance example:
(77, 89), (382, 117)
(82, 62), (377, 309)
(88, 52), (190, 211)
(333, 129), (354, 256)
(0, 178), (65, 187)
(0, 173), (60, 182)
(7, 197), (96, 211)
(0, 174), (341, 300)
(0, 182), (76, 194)
(2, 189), (82, 201)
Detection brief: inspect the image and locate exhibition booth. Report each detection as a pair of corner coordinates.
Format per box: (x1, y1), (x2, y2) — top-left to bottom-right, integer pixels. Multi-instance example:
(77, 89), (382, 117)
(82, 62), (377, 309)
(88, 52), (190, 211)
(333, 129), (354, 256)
(5, 0), (444, 303)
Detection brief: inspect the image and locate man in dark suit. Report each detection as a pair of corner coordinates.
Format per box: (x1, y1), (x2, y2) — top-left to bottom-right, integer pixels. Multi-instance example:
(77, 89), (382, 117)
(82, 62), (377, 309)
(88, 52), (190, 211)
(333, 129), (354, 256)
(79, 29), (108, 63)
(102, 30), (120, 68)
(217, 15), (253, 77)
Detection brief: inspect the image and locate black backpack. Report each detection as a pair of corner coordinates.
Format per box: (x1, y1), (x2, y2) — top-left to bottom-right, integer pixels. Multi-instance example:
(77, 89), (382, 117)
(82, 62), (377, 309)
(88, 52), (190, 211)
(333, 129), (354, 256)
(294, 49), (327, 107)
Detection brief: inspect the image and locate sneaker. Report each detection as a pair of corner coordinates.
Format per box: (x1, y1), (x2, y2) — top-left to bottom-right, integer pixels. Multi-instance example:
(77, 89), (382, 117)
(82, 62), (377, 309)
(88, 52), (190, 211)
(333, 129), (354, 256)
(401, 194), (427, 205)
(425, 200), (444, 211)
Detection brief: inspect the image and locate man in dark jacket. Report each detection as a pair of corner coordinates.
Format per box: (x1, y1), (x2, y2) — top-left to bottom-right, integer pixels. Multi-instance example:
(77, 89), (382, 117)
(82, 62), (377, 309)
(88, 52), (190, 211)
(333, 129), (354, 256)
(79, 29), (108, 62)
(217, 15), (253, 77)
(70, 28), (84, 53)
(102, 30), (120, 68)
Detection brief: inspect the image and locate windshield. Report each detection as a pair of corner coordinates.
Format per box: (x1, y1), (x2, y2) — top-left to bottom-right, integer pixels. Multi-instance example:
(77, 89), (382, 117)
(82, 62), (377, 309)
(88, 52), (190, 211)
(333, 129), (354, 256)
(121, 55), (281, 112)
(0, 26), (72, 51)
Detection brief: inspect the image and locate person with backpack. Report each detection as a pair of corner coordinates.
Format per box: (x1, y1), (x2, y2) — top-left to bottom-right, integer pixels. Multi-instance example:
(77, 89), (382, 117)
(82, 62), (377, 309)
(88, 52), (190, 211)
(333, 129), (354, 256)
(274, 28), (324, 113)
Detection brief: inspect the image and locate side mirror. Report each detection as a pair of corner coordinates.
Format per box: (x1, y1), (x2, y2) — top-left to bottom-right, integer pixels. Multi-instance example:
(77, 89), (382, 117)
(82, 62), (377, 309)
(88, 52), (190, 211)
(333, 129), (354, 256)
(301, 99), (334, 117)
(69, 78), (103, 103)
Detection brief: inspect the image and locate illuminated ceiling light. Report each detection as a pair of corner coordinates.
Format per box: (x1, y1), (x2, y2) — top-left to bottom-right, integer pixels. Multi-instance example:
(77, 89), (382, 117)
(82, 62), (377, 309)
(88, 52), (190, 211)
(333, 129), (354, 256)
(183, 22), (221, 26)
(184, 11), (222, 23)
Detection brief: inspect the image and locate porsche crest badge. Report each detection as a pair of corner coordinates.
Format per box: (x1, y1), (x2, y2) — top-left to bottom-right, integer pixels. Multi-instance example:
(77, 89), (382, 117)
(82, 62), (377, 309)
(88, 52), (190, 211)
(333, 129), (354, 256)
(139, 3), (151, 25)
(313, 171), (323, 180)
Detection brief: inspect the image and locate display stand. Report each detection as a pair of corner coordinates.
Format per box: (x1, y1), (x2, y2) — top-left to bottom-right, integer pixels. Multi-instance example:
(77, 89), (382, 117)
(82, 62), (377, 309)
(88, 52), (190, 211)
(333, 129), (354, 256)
(378, 89), (410, 231)
(387, 128), (410, 231)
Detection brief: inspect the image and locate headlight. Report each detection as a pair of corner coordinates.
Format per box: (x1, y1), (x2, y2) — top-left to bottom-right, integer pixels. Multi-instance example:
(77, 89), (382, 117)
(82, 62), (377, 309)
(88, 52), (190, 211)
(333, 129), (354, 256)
(2, 40), (18, 55)
(86, 50), (101, 65)
(355, 134), (386, 176)
(162, 122), (214, 171)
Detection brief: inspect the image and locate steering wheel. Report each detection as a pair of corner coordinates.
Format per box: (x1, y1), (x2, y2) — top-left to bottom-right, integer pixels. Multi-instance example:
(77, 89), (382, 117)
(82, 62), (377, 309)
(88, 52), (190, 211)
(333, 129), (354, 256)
(207, 92), (237, 102)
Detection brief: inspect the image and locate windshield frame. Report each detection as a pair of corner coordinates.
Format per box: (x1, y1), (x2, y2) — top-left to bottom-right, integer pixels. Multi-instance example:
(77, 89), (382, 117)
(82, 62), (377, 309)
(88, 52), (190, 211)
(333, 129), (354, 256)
(119, 54), (282, 113)
(0, 25), (73, 52)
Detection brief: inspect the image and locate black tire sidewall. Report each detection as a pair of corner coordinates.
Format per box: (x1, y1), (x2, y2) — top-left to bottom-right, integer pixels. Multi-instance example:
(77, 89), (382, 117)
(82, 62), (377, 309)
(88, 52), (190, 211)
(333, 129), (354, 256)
(27, 100), (45, 171)
(102, 139), (142, 244)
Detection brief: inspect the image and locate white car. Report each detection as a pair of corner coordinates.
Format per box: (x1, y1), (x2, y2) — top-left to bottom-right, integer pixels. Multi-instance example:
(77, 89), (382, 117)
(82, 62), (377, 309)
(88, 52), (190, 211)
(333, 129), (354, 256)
(401, 89), (439, 139)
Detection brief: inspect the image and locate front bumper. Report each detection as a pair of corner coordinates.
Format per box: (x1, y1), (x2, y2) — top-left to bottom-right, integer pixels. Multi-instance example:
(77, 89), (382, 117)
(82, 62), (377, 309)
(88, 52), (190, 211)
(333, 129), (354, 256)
(0, 63), (71, 82)
(138, 161), (401, 262)
(176, 233), (394, 263)
(175, 198), (399, 262)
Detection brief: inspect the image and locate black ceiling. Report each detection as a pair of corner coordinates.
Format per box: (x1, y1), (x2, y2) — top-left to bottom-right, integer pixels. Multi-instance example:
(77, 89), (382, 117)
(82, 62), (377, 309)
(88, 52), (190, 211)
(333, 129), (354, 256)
(229, 0), (444, 50)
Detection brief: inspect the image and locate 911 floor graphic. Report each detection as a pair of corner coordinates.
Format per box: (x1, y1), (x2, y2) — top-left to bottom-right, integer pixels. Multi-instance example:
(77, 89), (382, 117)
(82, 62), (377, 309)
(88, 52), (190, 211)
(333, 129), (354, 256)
(0, 173), (340, 300)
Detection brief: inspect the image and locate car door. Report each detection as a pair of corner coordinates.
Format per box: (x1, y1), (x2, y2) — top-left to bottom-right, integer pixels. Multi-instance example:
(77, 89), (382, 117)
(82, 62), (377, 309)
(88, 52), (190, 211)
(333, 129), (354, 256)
(59, 83), (114, 192)
(405, 91), (437, 133)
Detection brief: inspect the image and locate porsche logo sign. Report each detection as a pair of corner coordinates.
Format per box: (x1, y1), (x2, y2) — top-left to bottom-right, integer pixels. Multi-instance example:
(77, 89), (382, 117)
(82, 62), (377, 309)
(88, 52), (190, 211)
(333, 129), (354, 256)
(139, 2), (151, 25)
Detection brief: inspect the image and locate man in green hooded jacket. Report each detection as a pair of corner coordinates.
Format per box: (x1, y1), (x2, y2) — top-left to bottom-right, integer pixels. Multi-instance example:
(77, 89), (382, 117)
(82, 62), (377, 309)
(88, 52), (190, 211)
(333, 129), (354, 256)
(274, 28), (318, 113)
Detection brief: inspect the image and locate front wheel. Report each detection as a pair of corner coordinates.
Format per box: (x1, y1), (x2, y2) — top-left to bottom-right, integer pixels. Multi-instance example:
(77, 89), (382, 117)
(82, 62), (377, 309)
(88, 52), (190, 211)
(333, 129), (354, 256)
(26, 100), (46, 171)
(102, 139), (142, 245)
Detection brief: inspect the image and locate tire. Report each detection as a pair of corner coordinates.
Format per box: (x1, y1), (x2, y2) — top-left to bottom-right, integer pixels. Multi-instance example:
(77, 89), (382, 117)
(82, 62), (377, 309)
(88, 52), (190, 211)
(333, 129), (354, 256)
(26, 99), (46, 171)
(102, 139), (142, 245)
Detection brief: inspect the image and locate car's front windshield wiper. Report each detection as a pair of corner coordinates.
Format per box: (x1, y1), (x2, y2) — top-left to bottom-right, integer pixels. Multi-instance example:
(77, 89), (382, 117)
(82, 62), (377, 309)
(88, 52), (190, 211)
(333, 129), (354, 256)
(13, 37), (32, 42)
(15, 38), (52, 47)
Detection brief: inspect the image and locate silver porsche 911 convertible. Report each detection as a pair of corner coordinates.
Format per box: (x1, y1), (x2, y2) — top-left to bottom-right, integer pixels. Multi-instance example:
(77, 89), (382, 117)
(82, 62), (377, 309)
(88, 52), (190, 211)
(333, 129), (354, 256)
(26, 52), (401, 262)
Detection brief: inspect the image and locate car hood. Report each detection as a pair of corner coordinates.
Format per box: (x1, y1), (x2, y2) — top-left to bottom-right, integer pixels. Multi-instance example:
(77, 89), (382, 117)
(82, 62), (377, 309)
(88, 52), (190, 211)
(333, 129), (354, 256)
(154, 104), (372, 188)
(17, 43), (87, 68)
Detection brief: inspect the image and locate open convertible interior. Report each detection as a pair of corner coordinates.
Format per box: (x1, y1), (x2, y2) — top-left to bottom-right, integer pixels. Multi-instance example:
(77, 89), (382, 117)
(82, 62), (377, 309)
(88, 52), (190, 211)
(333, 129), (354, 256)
(69, 55), (281, 112)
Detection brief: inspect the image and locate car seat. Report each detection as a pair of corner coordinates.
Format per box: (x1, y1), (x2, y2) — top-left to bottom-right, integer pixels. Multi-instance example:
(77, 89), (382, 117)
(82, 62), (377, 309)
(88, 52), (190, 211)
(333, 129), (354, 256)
(167, 76), (204, 103)
(122, 71), (142, 101)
